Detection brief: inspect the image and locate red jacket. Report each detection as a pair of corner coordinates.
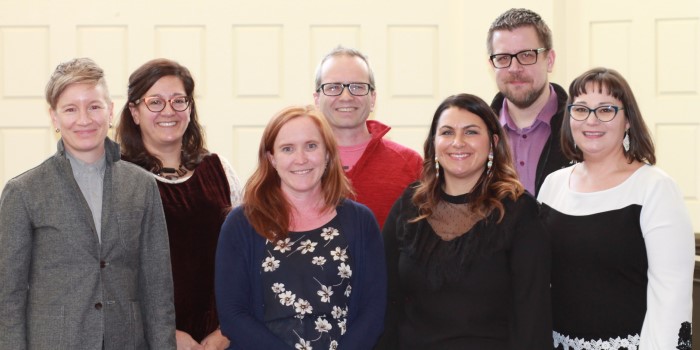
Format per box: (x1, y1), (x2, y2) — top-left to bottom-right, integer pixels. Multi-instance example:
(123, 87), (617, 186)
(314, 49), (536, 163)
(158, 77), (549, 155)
(346, 120), (423, 229)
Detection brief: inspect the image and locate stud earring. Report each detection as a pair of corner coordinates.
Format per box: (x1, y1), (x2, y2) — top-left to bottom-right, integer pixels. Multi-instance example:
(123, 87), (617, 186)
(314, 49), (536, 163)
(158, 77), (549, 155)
(623, 129), (630, 152)
(55, 128), (60, 133)
(435, 156), (440, 178)
(109, 122), (113, 129)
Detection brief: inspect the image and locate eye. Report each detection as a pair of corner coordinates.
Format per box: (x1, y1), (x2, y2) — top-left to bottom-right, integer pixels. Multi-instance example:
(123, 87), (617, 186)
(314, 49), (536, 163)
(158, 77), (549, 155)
(439, 129), (454, 136)
(494, 55), (509, 64)
(63, 107), (77, 113)
(307, 143), (318, 150)
(519, 51), (534, 59)
(281, 146), (293, 153)
(572, 106), (589, 113)
(172, 97), (188, 104)
(148, 98), (164, 107)
(465, 129), (479, 135)
(598, 106), (615, 113)
(89, 104), (103, 110)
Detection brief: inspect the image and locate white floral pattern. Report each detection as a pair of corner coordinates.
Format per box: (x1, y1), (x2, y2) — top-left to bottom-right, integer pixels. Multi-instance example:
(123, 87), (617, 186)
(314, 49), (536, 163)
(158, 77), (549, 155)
(262, 223), (351, 349)
(553, 330), (640, 350)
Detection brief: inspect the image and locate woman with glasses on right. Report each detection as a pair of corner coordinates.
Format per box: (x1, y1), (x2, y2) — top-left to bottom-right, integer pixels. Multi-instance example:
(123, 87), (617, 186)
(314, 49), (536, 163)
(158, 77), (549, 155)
(538, 67), (694, 350)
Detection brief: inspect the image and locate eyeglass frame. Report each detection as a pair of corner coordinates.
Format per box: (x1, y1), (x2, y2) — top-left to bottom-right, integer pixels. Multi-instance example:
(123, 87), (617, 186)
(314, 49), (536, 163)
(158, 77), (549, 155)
(567, 104), (625, 122)
(317, 83), (374, 96)
(134, 96), (192, 112)
(489, 48), (547, 69)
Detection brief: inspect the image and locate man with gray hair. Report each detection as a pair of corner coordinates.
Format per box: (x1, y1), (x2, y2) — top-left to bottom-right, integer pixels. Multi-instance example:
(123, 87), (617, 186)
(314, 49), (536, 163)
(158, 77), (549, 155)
(313, 46), (422, 229)
(487, 8), (569, 195)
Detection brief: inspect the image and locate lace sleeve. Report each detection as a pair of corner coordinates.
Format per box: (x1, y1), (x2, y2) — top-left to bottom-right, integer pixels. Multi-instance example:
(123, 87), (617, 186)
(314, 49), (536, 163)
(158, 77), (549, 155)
(218, 155), (243, 207)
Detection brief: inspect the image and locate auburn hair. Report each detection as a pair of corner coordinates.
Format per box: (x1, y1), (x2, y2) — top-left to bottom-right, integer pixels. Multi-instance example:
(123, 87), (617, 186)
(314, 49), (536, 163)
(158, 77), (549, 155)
(243, 105), (353, 241)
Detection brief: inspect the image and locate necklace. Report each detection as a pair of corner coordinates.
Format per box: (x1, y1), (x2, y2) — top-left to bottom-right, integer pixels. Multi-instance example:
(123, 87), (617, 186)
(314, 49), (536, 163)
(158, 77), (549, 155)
(155, 164), (188, 180)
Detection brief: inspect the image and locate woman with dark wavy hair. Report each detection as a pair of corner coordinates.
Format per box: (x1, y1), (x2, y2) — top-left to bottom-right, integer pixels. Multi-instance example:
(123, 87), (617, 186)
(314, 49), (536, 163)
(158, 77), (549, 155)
(378, 93), (551, 350)
(539, 67), (693, 350)
(116, 58), (241, 350)
(215, 105), (386, 349)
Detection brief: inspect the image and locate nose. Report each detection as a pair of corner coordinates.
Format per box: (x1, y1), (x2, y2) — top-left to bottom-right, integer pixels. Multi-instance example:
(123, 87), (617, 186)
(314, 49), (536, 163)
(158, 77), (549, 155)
(294, 149), (308, 164)
(77, 108), (92, 126)
(584, 111), (601, 125)
(508, 58), (524, 73)
(452, 134), (466, 148)
(338, 85), (354, 100)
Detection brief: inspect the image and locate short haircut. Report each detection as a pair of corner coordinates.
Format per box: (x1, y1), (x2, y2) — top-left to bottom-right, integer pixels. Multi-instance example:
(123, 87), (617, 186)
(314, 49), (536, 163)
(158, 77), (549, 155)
(487, 8), (553, 54)
(314, 45), (375, 91)
(45, 57), (110, 109)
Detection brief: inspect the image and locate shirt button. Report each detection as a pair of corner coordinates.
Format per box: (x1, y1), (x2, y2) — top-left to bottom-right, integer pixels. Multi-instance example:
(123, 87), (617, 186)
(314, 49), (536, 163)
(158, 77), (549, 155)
(522, 135), (527, 139)
(519, 161), (525, 166)
(95, 302), (103, 310)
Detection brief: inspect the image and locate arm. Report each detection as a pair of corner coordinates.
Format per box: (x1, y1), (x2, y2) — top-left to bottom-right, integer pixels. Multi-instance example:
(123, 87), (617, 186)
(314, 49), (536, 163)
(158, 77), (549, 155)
(338, 203), (387, 350)
(374, 196), (405, 350)
(509, 195), (552, 350)
(639, 175), (694, 349)
(214, 209), (290, 349)
(139, 179), (177, 349)
(0, 181), (32, 350)
(218, 155), (243, 207)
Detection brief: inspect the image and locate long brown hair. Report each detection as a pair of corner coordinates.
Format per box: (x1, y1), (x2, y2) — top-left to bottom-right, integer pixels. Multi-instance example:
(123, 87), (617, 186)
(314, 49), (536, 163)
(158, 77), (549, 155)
(562, 67), (656, 164)
(116, 58), (208, 172)
(244, 105), (353, 241)
(412, 93), (523, 223)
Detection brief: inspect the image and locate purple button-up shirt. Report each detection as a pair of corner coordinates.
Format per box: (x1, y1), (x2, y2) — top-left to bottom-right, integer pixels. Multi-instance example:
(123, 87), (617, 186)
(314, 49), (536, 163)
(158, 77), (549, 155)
(499, 84), (559, 194)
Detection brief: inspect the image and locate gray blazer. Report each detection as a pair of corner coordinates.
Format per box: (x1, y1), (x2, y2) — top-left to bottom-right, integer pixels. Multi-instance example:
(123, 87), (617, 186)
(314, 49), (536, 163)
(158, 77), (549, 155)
(0, 138), (176, 350)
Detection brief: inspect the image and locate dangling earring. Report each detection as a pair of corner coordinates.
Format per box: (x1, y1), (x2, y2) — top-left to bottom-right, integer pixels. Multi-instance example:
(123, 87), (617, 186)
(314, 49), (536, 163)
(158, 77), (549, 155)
(435, 156), (440, 178)
(486, 150), (494, 174)
(623, 129), (630, 152)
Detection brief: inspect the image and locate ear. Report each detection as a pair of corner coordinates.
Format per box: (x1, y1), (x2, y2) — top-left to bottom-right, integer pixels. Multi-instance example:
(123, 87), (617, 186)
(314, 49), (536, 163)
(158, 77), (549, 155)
(129, 102), (140, 125)
(313, 91), (321, 109)
(492, 134), (500, 149)
(370, 90), (377, 112)
(266, 151), (276, 168)
(546, 49), (556, 73)
(49, 108), (59, 130)
(107, 101), (114, 125)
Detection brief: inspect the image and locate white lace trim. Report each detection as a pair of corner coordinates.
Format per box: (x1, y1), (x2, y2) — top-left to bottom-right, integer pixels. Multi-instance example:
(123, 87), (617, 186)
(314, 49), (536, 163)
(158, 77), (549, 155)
(553, 330), (640, 350)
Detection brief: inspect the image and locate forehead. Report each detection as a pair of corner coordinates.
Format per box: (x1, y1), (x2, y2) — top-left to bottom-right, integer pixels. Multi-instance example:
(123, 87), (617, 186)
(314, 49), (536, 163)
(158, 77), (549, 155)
(437, 107), (486, 128)
(145, 75), (186, 94)
(320, 55), (370, 83)
(57, 83), (109, 105)
(274, 116), (323, 144)
(491, 26), (542, 53)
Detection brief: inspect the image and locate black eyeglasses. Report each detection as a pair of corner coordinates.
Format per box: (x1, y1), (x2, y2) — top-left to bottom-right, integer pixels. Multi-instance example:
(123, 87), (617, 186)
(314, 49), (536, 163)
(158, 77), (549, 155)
(317, 83), (374, 96)
(489, 48), (546, 68)
(567, 104), (624, 122)
(135, 96), (191, 112)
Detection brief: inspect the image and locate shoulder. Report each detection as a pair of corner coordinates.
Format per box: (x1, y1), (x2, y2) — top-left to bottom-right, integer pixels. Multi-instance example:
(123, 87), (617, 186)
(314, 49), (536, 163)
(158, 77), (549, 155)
(338, 199), (375, 219)
(538, 165), (573, 201)
(113, 160), (158, 185)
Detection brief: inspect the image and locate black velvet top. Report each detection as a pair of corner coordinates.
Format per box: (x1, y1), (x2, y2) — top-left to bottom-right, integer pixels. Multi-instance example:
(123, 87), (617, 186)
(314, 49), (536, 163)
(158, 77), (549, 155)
(378, 185), (552, 350)
(156, 154), (231, 341)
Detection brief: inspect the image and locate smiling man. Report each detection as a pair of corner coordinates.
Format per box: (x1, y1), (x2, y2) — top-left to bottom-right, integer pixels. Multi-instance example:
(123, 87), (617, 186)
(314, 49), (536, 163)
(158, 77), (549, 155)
(487, 8), (570, 195)
(313, 46), (422, 229)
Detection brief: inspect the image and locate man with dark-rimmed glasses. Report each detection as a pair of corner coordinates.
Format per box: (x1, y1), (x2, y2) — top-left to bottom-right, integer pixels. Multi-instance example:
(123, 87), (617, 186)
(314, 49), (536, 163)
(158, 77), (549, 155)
(487, 8), (570, 196)
(313, 46), (422, 229)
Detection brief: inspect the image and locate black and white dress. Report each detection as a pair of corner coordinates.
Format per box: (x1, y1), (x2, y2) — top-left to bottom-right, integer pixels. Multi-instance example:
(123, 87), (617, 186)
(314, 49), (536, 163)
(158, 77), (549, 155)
(538, 164), (694, 350)
(261, 216), (351, 350)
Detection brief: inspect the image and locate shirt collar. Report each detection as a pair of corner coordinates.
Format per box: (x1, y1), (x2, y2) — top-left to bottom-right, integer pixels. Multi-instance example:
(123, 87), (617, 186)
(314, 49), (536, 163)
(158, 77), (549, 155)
(500, 84), (559, 130)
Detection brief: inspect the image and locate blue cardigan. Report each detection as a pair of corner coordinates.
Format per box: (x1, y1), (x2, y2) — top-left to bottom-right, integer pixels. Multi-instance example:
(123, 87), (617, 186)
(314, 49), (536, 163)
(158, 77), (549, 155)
(215, 199), (386, 349)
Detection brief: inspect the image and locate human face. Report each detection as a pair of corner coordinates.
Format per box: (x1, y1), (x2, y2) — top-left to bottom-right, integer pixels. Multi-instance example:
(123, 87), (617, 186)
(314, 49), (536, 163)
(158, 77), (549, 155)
(313, 55), (376, 132)
(267, 116), (329, 199)
(129, 75), (190, 150)
(50, 83), (113, 163)
(490, 26), (554, 109)
(434, 107), (495, 193)
(570, 84), (629, 161)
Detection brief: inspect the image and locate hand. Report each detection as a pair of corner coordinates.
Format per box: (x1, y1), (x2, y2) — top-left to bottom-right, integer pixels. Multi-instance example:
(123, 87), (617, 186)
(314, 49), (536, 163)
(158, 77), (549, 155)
(176, 329), (204, 350)
(200, 328), (231, 350)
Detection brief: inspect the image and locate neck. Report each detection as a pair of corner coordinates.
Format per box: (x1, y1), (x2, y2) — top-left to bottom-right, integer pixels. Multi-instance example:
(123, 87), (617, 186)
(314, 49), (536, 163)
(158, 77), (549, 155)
(332, 125), (371, 147)
(506, 84), (551, 129)
(284, 188), (334, 231)
(579, 150), (630, 176)
(65, 145), (106, 164)
(144, 141), (182, 168)
(442, 175), (480, 196)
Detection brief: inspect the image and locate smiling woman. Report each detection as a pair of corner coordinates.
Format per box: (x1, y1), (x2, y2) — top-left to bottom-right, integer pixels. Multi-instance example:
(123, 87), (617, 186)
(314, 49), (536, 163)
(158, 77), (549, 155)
(215, 105), (386, 350)
(116, 58), (242, 350)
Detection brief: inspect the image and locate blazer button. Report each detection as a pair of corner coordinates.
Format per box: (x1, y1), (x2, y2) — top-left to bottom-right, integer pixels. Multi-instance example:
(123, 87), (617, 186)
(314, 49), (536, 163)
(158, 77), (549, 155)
(95, 302), (103, 310)
(100, 261), (107, 268)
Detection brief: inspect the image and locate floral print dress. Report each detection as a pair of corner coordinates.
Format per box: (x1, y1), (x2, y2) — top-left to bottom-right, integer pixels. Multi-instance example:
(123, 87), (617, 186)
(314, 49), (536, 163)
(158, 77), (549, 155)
(261, 216), (352, 350)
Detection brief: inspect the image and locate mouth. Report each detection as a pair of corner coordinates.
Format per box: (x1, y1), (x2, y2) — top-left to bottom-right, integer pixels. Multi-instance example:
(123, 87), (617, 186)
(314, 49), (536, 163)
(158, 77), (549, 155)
(582, 131), (605, 137)
(448, 152), (471, 160)
(158, 121), (177, 127)
(291, 169), (313, 175)
(335, 107), (357, 112)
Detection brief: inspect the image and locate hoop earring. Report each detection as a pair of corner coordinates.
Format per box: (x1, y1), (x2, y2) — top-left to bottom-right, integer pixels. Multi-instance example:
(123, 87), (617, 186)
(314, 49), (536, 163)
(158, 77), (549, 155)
(435, 156), (440, 178)
(486, 150), (494, 174)
(623, 129), (630, 152)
